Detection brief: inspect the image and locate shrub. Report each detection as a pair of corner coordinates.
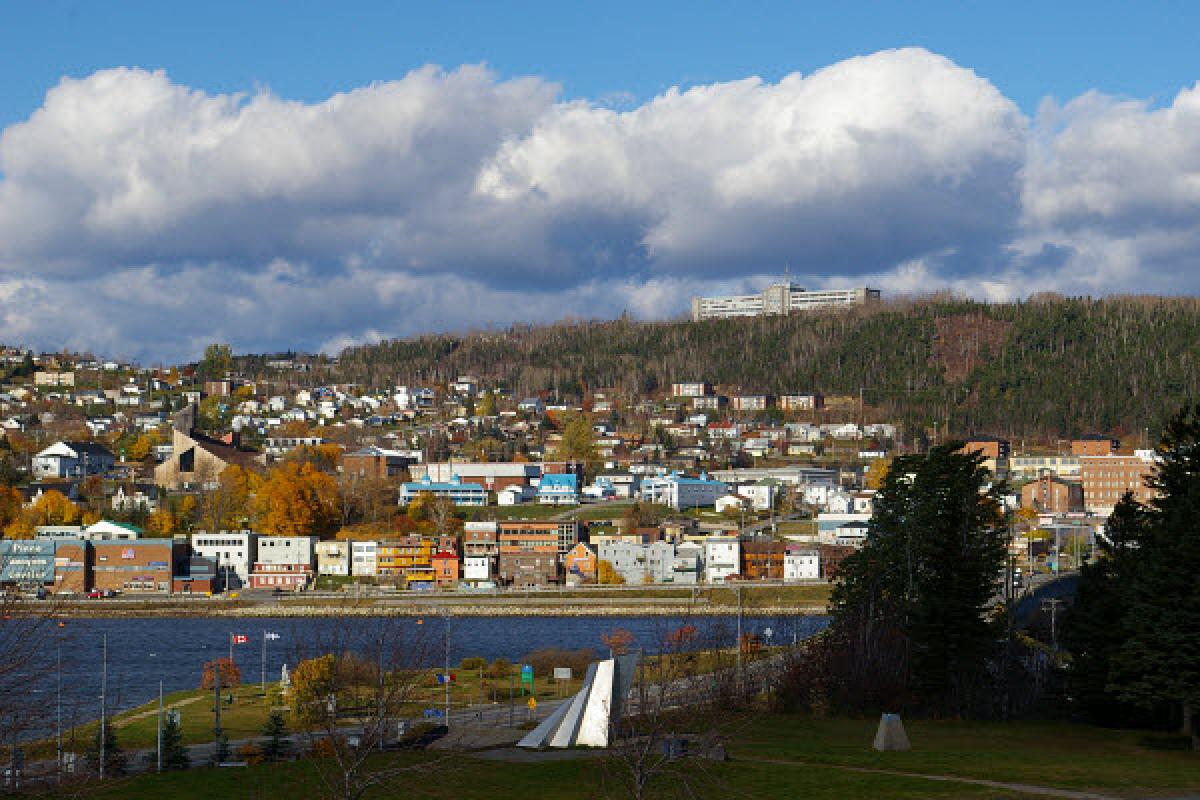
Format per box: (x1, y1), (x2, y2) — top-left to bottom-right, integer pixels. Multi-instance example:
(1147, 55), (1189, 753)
(460, 656), (487, 671)
(486, 657), (512, 678)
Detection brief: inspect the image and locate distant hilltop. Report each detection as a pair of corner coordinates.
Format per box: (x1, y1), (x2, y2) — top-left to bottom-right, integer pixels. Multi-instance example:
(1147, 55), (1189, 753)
(333, 294), (1200, 441)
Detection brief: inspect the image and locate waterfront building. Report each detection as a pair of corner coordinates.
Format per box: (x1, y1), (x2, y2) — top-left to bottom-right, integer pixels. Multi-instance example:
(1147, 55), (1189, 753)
(703, 536), (740, 583)
(316, 540), (350, 576)
(784, 545), (821, 581)
(191, 531), (258, 590)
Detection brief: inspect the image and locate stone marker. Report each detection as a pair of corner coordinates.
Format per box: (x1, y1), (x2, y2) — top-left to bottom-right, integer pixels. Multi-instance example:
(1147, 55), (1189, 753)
(872, 713), (911, 751)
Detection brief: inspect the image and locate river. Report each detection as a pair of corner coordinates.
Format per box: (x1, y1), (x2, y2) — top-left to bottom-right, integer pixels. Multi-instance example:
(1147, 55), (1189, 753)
(23, 614), (829, 727)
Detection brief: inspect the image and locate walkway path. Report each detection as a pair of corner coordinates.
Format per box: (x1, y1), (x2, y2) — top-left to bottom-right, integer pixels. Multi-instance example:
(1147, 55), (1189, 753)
(739, 756), (1121, 800)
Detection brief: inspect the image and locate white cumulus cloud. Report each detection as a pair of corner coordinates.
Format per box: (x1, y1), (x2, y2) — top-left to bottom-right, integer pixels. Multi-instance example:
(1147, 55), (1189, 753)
(0, 48), (1198, 360)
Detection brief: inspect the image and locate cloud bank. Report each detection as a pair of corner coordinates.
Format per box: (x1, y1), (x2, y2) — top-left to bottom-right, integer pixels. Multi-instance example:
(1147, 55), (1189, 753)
(0, 48), (1197, 361)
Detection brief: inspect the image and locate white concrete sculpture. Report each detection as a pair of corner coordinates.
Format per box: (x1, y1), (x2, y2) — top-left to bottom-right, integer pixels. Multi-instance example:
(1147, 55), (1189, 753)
(872, 712), (911, 751)
(517, 653), (638, 749)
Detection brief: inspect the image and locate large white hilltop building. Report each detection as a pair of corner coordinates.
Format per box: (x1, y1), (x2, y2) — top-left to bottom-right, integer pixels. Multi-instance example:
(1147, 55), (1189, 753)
(691, 282), (880, 321)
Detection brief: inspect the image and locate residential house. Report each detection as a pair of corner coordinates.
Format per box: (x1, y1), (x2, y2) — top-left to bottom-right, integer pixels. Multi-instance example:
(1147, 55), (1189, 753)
(316, 541), (350, 576)
(703, 536), (740, 583)
(32, 441), (115, 479)
(538, 472), (580, 505)
(563, 542), (597, 585)
(783, 546), (821, 581)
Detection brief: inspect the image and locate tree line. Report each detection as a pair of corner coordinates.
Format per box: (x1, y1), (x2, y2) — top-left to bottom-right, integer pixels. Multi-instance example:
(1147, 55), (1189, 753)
(329, 295), (1200, 442)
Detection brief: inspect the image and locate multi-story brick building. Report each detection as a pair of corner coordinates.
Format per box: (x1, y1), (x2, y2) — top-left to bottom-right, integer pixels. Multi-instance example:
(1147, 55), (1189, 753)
(1020, 473), (1085, 514)
(1080, 452), (1158, 514)
(1071, 435), (1121, 457)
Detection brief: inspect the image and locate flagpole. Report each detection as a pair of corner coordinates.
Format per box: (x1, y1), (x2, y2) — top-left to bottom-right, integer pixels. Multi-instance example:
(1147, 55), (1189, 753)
(261, 631), (266, 697)
(228, 632), (233, 667)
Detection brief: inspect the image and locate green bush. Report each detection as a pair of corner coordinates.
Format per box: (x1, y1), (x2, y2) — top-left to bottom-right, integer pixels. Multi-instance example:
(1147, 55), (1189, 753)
(460, 656), (487, 671)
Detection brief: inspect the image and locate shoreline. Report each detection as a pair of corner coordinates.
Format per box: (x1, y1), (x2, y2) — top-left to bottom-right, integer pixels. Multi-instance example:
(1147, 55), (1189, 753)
(34, 603), (829, 618)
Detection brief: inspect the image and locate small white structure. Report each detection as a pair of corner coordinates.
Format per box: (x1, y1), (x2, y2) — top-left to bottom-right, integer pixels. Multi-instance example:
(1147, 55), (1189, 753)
(517, 653), (638, 749)
(873, 713), (911, 751)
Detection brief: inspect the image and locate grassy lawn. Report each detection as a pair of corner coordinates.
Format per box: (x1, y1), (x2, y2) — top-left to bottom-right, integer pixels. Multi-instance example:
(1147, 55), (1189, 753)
(732, 715), (1200, 794)
(71, 712), (1198, 799)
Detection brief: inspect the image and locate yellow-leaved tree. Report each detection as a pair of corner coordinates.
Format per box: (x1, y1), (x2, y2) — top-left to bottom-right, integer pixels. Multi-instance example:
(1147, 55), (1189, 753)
(255, 462), (340, 538)
(30, 490), (81, 526)
(597, 560), (625, 585)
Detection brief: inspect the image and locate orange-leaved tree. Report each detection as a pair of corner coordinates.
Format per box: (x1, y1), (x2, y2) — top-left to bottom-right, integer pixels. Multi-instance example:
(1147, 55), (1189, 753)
(255, 461), (340, 538)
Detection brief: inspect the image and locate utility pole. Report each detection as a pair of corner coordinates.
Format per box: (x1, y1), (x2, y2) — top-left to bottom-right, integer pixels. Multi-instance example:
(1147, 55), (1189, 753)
(156, 680), (163, 773)
(99, 633), (107, 780)
(1042, 598), (1064, 659)
(55, 639), (62, 782)
(735, 583), (743, 679)
(377, 635), (385, 752)
(443, 611), (451, 729)
(214, 658), (222, 761)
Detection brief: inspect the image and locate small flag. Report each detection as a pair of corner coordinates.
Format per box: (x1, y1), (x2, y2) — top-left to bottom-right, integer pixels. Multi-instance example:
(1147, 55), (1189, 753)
(264, 632), (282, 641)
(232, 634), (248, 644)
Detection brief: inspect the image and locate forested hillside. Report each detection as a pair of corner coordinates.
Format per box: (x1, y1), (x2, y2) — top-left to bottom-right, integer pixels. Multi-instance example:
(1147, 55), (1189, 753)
(333, 296), (1200, 441)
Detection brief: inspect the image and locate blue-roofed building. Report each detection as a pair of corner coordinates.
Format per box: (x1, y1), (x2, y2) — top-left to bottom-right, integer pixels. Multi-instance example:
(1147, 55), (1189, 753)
(400, 474), (488, 506)
(538, 472), (580, 505)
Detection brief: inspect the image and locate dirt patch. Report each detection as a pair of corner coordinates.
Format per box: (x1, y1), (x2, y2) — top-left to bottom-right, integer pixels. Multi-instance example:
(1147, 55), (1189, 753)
(931, 313), (1011, 383)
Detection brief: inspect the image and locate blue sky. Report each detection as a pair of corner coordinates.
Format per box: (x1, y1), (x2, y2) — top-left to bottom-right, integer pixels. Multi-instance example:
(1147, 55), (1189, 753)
(2, 1), (1195, 127)
(0, 2), (1198, 360)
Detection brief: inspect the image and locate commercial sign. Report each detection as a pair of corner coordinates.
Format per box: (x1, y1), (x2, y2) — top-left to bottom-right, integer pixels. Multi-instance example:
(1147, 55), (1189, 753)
(553, 667), (572, 681)
(121, 548), (135, 560)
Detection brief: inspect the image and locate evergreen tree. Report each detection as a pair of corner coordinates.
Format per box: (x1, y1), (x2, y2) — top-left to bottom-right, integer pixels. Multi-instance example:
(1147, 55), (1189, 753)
(1113, 405), (1200, 747)
(209, 731), (231, 766)
(831, 443), (1007, 716)
(1063, 495), (1149, 725)
(85, 721), (127, 777)
(260, 710), (293, 762)
(161, 713), (190, 770)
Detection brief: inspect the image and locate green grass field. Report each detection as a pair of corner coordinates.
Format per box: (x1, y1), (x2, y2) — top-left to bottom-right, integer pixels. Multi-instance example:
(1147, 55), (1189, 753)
(70, 714), (1200, 799)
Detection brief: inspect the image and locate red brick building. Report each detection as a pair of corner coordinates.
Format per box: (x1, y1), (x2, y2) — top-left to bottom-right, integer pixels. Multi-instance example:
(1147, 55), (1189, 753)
(91, 539), (183, 593)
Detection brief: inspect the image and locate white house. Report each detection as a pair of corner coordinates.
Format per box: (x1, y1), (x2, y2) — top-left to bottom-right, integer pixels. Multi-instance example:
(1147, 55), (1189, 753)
(703, 536), (740, 583)
(462, 555), (495, 586)
(784, 546), (821, 581)
(538, 473), (580, 505)
(497, 485), (536, 506)
(715, 494), (750, 514)
(111, 483), (158, 513)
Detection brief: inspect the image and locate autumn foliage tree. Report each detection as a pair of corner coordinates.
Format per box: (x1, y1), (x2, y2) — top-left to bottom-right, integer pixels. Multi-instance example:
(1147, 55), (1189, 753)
(201, 657), (242, 690)
(255, 461), (340, 538)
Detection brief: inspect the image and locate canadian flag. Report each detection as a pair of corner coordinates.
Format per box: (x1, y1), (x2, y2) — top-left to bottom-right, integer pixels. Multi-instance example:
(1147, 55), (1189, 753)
(232, 634), (248, 645)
